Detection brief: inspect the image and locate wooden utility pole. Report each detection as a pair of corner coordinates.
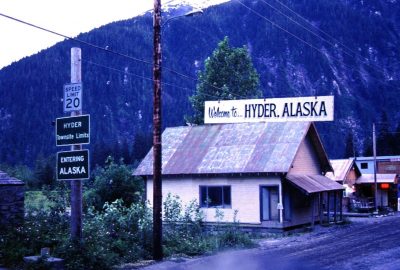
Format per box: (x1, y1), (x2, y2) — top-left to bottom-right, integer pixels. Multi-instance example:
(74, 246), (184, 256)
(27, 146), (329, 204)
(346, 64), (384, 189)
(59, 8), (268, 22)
(70, 47), (83, 242)
(152, 0), (163, 261)
(373, 122), (378, 213)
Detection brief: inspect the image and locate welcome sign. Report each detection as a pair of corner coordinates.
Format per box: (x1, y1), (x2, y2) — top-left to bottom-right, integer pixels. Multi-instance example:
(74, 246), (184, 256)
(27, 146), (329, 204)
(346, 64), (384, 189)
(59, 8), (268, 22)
(204, 96), (334, 124)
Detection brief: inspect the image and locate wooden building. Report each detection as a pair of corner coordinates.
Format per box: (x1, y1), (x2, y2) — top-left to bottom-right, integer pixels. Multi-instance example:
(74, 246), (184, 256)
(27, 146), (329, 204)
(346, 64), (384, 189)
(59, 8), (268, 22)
(0, 170), (25, 227)
(135, 122), (344, 230)
(326, 158), (360, 187)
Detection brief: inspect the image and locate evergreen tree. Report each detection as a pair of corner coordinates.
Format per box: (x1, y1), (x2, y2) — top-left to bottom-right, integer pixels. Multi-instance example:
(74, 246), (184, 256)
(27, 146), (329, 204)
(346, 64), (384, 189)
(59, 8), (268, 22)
(132, 131), (151, 162)
(376, 112), (393, 156)
(188, 36), (261, 124)
(344, 131), (357, 158)
(92, 141), (113, 167)
(363, 135), (373, 157)
(121, 139), (131, 165)
(394, 125), (400, 154)
(33, 154), (55, 188)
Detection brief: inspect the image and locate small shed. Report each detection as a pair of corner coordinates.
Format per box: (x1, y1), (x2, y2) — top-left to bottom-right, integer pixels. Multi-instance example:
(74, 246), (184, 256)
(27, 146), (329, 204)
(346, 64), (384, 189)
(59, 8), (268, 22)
(0, 170), (25, 227)
(326, 158), (361, 186)
(135, 122), (344, 230)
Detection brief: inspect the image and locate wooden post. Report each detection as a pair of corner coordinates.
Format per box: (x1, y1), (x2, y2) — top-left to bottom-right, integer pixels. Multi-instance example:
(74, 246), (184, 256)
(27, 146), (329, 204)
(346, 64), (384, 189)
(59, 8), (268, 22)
(152, 0), (163, 261)
(333, 191), (337, 223)
(319, 193), (323, 225)
(327, 191), (330, 224)
(311, 194), (315, 229)
(70, 47), (82, 242)
(339, 190), (343, 221)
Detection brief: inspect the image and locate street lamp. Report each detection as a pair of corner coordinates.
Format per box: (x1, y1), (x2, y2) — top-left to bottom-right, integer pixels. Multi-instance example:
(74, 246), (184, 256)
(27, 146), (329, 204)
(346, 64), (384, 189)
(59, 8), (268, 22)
(152, 2), (203, 261)
(162, 9), (204, 29)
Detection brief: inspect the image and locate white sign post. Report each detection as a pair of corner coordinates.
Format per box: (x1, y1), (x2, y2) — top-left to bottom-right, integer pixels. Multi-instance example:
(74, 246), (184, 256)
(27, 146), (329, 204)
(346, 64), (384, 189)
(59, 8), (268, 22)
(204, 96), (334, 124)
(63, 83), (82, 113)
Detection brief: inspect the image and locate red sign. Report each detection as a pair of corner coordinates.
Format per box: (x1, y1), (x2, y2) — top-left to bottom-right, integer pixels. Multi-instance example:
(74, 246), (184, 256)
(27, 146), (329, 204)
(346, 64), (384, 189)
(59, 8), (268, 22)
(380, 183), (390, 189)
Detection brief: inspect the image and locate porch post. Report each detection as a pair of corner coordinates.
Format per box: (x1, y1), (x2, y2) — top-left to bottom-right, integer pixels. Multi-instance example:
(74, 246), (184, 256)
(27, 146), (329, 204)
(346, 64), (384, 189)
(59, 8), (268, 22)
(339, 190), (343, 221)
(319, 192), (323, 225)
(333, 191), (337, 223)
(311, 194), (315, 229)
(279, 182), (283, 223)
(327, 191), (330, 224)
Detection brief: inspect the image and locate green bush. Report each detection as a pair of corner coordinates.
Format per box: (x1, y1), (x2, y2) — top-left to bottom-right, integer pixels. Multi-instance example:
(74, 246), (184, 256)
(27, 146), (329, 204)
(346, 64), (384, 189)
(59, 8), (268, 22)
(0, 189), (69, 268)
(162, 194), (254, 257)
(56, 199), (153, 270)
(1, 164), (255, 269)
(83, 157), (144, 211)
(163, 194), (208, 256)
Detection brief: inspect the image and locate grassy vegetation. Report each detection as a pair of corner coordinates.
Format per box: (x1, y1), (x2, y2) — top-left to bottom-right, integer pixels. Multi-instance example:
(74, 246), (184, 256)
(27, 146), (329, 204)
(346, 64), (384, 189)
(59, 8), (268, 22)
(1, 162), (255, 269)
(25, 191), (56, 212)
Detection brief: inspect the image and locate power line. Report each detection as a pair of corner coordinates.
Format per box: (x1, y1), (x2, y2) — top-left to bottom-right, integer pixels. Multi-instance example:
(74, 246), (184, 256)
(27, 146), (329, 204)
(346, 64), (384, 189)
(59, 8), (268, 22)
(83, 59), (193, 91)
(271, 0), (364, 58)
(0, 12), (245, 99)
(235, 0), (400, 91)
(0, 12), (153, 66)
(259, 0), (389, 76)
(273, 0), (400, 72)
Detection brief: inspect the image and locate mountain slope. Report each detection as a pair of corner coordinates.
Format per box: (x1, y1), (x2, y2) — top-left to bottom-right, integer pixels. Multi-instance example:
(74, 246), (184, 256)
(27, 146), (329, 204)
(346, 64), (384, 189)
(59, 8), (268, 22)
(0, 0), (399, 166)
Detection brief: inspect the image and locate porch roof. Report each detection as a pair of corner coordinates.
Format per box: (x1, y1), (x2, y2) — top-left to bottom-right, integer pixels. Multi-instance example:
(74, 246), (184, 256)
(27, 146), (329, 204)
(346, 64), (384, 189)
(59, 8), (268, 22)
(286, 174), (345, 194)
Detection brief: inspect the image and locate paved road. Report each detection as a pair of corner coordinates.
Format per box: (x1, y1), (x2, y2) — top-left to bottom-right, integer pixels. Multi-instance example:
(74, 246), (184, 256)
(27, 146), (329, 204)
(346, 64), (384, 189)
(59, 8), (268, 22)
(139, 215), (400, 270)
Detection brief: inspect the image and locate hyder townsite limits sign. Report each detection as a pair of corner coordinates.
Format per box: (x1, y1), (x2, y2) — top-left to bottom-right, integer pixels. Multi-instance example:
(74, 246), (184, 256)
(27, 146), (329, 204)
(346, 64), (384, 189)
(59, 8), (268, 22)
(56, 115), (90, 146)
(204, 96), (334, 124)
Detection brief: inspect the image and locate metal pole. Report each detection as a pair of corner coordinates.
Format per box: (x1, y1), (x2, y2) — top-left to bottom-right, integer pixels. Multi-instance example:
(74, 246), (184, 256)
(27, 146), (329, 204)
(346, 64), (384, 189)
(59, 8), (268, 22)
(153, 0), (163, 261)
(70, 47), (83, 242)
(373, 122), (378, 213)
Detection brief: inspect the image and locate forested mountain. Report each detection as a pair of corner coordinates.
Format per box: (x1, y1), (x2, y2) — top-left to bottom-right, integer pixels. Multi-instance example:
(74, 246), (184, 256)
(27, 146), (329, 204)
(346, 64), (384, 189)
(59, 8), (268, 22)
(1, 0), (400, 167)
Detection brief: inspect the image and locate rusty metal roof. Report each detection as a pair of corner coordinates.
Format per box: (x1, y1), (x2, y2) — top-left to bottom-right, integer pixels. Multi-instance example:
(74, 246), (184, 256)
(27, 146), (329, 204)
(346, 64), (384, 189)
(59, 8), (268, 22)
(286, 174), (345, 194)
(135, 122), (330, 176)
(0, 170), (24, 185)
(326, 158), (357, 181)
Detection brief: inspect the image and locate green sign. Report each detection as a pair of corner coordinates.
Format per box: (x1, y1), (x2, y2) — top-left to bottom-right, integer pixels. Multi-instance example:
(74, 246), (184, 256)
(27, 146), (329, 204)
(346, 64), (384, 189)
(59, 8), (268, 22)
(57, 150), (89, 180)
(56, 115), (90, 146)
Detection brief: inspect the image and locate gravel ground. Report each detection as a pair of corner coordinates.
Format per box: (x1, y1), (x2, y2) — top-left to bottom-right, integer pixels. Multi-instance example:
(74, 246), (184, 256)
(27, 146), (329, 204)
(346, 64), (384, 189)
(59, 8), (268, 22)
(135, 214), (400, 270)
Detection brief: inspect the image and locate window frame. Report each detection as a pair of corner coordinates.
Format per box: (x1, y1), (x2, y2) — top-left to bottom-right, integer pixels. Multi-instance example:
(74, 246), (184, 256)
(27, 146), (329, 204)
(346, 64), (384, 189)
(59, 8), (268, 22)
(199, 185), (232, 209)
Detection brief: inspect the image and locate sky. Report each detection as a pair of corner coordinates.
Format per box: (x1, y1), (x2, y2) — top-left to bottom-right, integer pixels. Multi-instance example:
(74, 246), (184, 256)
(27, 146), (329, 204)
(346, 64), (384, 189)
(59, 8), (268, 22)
(0, 0), (229, 69)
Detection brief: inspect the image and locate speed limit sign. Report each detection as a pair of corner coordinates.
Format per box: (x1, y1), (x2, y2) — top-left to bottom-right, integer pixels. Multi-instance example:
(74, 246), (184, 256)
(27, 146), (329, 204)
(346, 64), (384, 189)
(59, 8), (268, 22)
(64, 83), (82, 113)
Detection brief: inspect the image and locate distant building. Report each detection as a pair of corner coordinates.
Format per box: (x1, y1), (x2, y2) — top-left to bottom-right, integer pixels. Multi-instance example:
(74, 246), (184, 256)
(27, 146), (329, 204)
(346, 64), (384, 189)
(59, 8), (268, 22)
(326, 158), (360, 187)
(355, 155), (400, 175)
(327, 156), (400, 211)
(355, 156), (400, 210)
(135, 122), (344, 230)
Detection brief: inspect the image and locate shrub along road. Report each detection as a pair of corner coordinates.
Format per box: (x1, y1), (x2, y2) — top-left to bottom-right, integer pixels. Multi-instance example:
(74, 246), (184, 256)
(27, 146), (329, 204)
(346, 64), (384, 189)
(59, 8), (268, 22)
(138, 214), (400, 270)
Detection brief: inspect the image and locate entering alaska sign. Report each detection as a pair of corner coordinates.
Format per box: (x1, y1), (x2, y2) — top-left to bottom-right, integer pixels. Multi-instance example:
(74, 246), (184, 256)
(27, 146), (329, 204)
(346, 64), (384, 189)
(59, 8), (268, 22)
(57, 150), (89, 180)
(204, 96), (334, 124)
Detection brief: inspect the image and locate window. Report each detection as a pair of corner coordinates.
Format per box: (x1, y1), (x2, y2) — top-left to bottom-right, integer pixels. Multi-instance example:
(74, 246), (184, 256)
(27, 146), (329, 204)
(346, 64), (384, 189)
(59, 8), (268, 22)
(361, 162), (368, 169)
(200, 186), (231, 208)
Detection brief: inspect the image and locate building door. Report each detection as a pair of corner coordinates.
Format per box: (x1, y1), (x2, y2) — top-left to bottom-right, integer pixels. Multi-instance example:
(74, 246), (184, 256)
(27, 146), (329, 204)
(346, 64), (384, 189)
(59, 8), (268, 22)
(261, 186), (279, 221)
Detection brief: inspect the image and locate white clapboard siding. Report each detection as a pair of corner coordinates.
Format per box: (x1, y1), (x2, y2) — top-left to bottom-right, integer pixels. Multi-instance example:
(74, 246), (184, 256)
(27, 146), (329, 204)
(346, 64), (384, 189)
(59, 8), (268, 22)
(146, 176), (281, 224)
